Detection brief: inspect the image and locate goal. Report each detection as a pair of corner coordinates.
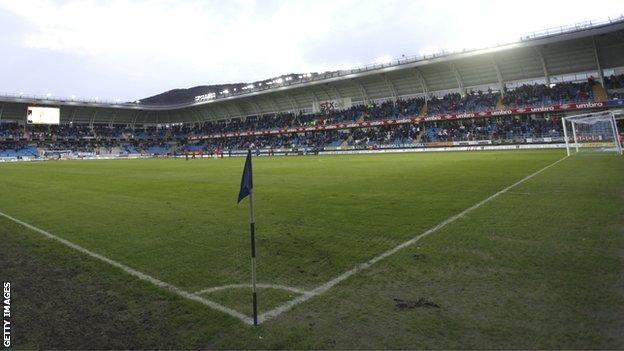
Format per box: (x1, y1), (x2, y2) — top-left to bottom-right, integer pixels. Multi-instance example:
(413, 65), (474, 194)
(561, 110), (623, 156)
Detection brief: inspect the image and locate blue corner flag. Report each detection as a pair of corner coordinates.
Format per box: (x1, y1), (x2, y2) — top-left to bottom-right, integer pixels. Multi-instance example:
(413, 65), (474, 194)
(237, 149), (253, 203)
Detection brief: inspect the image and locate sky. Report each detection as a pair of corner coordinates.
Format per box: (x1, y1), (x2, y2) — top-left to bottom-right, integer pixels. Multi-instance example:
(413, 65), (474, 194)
(0, 0), (623, 102)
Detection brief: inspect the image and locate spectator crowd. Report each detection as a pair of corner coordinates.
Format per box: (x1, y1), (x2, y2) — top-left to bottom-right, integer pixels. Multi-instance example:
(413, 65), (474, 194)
(1, 78), (621, 157)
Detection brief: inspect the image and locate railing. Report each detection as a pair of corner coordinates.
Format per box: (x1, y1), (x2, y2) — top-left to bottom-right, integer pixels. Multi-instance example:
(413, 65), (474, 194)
(520, 15), (624, 41)
(0, 92), (140, 107)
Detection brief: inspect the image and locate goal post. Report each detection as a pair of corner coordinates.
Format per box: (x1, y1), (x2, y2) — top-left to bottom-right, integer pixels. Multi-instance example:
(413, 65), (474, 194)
(562, 110), (623, 156)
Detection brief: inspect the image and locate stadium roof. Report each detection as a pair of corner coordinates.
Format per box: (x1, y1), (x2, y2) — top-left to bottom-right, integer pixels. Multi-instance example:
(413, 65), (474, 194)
(1, 16), (624, 125)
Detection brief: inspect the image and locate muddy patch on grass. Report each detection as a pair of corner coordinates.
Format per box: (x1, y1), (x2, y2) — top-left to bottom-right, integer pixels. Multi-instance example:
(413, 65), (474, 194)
(412, 253), (427, 262)
(393, 298), (440, 310)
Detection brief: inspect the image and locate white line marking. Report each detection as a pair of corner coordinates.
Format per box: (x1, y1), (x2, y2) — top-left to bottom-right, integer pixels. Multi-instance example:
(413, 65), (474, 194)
(195, 283), (313, 296)
(258, 156), (568, 323)
(0, 211), (253, 325)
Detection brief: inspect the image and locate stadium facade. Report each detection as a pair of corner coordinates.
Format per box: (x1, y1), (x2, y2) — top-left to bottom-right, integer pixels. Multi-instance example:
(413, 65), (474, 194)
(1, 18), (624, 125)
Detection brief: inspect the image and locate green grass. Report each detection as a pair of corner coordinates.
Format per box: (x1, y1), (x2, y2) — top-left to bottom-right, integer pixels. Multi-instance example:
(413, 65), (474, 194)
(1, 149), (623, 348)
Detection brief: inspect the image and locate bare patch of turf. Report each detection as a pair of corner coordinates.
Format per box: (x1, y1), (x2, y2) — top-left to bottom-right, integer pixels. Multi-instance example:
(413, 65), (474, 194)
(394, 297), (441, 309)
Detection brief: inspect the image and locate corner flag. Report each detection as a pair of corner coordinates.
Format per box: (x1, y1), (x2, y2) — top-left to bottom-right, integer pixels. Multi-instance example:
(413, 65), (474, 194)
(237, 149), (253, 203)
(237, 149), (259, 325)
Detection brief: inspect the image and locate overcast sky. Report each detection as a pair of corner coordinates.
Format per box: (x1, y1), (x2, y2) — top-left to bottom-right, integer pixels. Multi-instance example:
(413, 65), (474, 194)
(0, 0), (623, 102)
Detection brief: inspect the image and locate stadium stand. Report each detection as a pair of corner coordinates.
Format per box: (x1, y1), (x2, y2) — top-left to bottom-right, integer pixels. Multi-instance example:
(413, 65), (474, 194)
(3, 74), (624, 160)
(2, 18), (624, 159)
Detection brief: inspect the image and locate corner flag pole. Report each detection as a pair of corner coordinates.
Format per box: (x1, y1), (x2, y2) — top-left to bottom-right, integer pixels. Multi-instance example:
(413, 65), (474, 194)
(249, 185), (258, 325)
(237, 149), (258, 325)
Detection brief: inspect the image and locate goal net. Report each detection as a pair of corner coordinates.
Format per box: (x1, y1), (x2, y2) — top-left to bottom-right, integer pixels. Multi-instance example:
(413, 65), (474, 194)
(562, 110), (623, 156)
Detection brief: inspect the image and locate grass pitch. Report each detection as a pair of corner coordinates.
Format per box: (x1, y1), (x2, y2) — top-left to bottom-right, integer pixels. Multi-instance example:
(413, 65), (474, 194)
(1, 150), (623, 348)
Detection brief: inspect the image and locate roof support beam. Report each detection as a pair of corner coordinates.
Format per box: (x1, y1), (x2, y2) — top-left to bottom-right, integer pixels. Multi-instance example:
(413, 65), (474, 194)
(203, 106), (216, 122)
(70, 107), (78, 124)
(166, 111), (175, 126)
(307, 88), (321, 112)
(534, 46), (550, 85)
(180, 110), (191, 124)
(315, 84), (332, 101)
(194, 108), (205, 122)
(208, 105), (223, 121)
(381, 73), (399, 101)
(191, 109), (202, 124)
(218, 104), (231, 120)
(411, 67), (429, 99)
(109, 111), (117, 127)
(199, 110), (207, 125)
(248, 98), (262, 116)
(308, 88), (320, 103)
(490, 55), (505, 94)
(591, 35), (605, 83)
(172, 110), (181, 124)
(89, 110), (98, 127)
(267, 95), (281, 114)
(355, 79), (370, 103)
(449, 62), (465, 94)
(329, 84), (342, 100)
(284, 92), (298, 113)
(166, 111), (174, 124)
(223, 104), (236, 119)
(231, 102), (245, 118)
(132, 111), (141, 127)
(0, 103), (4, 121)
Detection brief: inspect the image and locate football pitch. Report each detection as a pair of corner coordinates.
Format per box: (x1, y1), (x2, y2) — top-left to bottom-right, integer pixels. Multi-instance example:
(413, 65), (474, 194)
(2, 149), (623, 349)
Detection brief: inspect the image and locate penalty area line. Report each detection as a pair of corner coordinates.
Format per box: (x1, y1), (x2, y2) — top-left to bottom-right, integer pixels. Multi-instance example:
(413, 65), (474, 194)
(0, 211), (253, 325)
(258, 155), (569, 324)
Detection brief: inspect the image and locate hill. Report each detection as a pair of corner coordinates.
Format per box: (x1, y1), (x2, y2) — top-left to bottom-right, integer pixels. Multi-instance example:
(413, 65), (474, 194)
(140, 83), (246, 105)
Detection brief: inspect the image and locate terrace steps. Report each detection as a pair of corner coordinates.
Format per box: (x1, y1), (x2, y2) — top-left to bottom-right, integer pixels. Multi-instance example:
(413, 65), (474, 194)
(592, 83), (608, 101)
(496, 96), (506, 110)
(344, 135), (354, 147)
(413, 130), (424, 143)
(419, 103), (428, 116)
